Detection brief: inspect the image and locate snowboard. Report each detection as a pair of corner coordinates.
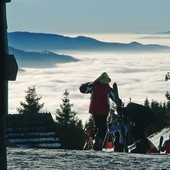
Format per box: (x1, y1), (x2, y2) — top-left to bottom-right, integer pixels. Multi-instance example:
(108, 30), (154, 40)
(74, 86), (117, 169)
(158, 136), (164, 152)
(113, 82), (121, 108)
(112, 82), (128, 152)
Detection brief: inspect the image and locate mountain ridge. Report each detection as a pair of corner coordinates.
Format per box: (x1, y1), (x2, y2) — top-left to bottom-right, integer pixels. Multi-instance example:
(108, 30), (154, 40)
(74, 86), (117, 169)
(9, 46), (79, 68)
(8, 31), (170, 52)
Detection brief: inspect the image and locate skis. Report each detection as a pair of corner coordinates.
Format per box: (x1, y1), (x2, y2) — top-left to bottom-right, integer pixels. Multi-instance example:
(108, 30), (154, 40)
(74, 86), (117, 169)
(83, 138), (93, 150)
(112, 82), (128, 152)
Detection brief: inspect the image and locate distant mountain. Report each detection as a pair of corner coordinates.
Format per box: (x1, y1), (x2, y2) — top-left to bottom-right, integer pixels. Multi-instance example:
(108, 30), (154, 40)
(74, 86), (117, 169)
(9, 47), (79, 68)
(138, 36), (170, 40)
(8, 31), (170, 52)
(156, 31), (170, 34)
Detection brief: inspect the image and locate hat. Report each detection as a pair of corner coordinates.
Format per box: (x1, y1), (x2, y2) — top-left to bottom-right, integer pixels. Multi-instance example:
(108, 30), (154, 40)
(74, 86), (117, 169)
(98, 72), (111, 84)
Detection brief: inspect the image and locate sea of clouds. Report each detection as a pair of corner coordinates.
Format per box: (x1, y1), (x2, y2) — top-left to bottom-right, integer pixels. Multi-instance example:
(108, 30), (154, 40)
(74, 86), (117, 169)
(8, 34), (170, 124)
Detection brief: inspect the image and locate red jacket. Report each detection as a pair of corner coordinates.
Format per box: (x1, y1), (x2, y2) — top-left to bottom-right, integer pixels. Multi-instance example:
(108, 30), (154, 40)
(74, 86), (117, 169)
(161, 139), (170, 153)
(89, 83), (114, 116)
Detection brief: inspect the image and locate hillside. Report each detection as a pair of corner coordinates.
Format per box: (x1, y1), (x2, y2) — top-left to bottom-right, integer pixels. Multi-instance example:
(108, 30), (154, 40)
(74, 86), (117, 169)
(8, 31), (170, 52)
(9, 47), (79, 68)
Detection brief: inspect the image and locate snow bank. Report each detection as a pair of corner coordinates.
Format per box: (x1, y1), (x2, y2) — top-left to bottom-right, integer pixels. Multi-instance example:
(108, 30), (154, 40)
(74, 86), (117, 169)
(148, 127), (170, 149)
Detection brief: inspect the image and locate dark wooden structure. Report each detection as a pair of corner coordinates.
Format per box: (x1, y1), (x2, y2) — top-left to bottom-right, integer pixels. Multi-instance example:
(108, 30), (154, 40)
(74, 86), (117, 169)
(5, 113), (61, 149)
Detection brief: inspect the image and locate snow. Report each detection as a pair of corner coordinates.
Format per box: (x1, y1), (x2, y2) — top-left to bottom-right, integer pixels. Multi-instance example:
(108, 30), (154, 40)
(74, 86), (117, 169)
(7, 127), (170, 169)
(7, 148), (170, 169)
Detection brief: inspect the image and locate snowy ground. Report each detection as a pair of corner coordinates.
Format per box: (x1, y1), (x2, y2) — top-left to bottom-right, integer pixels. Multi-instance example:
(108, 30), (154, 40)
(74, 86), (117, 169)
(7, 127), (170, 170)
(7, 148), (170, 170)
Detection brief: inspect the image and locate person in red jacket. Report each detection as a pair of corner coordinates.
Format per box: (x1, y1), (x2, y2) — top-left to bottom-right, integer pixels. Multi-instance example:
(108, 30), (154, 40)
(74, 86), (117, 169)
(161, 135), (170, 153)
(79, 72), (120, 150)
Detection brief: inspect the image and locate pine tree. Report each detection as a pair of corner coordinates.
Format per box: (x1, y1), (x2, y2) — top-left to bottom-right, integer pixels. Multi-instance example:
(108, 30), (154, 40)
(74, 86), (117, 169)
(55, 90), (85, 149)
(17, 86), (44, 114)
(84, 115), (95, 129)
(144, 98), (150, 107)
(165, 91), (170, 125)
(55, 90), (79, 126)
(165, 91), (170, 101)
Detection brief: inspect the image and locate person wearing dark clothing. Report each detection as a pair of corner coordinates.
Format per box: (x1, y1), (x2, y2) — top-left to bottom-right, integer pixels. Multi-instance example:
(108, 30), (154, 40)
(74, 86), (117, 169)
(117, 102), (155, 154)
(80, 72), (119, 150)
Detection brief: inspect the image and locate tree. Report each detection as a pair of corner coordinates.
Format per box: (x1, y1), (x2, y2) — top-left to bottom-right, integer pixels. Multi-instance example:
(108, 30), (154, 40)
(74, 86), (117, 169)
(84, 115), (95, 129)
(17, 86), (44, 114)
(56, 90), (79, 126)
(144, 98), (150, 107)
(165, 91), (170, 126)
(165, 91), (170, 101)
(55, 90), (85, 149)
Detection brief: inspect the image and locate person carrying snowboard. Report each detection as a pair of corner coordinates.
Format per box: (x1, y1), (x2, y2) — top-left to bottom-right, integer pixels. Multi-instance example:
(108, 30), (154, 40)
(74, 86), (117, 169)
(79, 72), (121, 150)
(117, 102), (155, 154)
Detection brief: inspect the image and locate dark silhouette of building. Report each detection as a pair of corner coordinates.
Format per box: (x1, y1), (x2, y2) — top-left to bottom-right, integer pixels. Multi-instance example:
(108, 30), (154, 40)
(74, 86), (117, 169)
(5, 113), (61, 149)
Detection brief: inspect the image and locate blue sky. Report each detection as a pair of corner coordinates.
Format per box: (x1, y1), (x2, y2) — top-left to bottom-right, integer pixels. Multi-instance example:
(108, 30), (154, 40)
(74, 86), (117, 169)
(6, 0), (170, 34)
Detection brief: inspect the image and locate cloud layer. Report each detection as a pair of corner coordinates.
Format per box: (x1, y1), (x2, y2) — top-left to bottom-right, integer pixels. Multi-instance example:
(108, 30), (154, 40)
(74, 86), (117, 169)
(8, 34), (170, 124)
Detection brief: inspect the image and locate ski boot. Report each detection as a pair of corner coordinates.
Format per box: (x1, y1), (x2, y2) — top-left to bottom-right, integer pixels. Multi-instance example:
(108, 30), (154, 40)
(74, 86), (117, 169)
(93, 136), (103, 151)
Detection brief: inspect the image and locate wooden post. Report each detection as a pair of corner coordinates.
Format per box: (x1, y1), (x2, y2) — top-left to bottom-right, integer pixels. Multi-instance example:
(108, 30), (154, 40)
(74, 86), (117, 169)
(0, 1), (17, 169)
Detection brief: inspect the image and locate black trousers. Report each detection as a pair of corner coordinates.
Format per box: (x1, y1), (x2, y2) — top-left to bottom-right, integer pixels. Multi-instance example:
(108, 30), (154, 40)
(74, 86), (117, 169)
(93, 115), (107, 140)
